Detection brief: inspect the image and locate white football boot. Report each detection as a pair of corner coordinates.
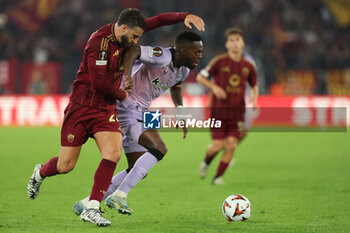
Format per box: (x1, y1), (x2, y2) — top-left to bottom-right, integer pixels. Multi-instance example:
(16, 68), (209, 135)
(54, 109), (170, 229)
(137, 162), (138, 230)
(80, 208), (111, 227)
(27, 164), (43, 199)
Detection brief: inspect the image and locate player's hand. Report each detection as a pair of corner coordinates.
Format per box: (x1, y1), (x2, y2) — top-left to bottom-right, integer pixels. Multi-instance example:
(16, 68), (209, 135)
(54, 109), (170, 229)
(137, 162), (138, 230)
(212, 85), (227, 100)
(249, 94), (258, 109)
(119, 88), (129, 101)
(175, 119), (188, 139)
(124, 75), (133, 92)
(184, 14), (205, 31)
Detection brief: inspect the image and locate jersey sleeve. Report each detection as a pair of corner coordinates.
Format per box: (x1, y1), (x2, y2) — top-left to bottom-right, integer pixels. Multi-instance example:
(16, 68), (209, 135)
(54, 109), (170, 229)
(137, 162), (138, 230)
(199, 57), (220, 79)
(139, 46), (172, 66)
(174, 68), (190, 88)
(144, 12), (189, 32)
(86, 36), (126, 100)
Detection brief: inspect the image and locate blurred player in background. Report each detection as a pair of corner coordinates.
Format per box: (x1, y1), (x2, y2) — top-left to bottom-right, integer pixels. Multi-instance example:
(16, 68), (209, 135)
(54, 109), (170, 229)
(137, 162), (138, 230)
(26, 8), (205, 227)
(73, 31), (203, 216)
(197, 27), (258, 185)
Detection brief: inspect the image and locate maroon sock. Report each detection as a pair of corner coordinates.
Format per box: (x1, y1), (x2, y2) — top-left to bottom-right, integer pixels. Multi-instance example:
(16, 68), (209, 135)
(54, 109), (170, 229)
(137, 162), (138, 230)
(39, 157), (59, 178)
(204, 152), (218, 165)
(215, 160), (229, 177)
(89, 159), (117, 202)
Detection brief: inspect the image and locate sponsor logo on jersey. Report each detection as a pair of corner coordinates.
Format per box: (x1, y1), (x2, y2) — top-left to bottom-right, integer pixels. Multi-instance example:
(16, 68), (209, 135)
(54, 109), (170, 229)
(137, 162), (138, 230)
(242, 67), (249, 76)
(153, 47), (163, 57)
(113, 50), (119, 56)
(222, 66), (230, 72)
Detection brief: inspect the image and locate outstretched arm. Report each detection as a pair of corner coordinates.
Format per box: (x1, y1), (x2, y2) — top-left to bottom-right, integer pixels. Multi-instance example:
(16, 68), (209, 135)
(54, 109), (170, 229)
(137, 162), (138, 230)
(145, 12), (205, 32)
(122, 45), (141, 92)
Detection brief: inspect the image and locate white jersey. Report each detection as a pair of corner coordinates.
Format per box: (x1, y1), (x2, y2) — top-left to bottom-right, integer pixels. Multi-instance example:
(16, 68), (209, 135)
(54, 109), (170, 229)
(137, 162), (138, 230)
(119, 46), (190, 110)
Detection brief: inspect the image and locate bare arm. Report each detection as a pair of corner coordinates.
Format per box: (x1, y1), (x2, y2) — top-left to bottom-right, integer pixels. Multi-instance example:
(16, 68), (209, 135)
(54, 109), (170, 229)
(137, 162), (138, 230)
(170, 86), (183, 107)
(250, 84), (259, 108)
(122, 45), (141, 92)
(196, 73), (227, 100)
(145, 13), (205, 32)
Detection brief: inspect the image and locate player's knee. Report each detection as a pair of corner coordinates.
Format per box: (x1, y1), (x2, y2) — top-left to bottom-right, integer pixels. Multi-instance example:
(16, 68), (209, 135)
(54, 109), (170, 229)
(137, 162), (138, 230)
(147, 140), (167, 155)
(211, 142), (224, 152)
(102, 148), (122, 163)
(148, 147), (166, 161)
(57, 162), (75, 174)
(225, 142), (237, 152)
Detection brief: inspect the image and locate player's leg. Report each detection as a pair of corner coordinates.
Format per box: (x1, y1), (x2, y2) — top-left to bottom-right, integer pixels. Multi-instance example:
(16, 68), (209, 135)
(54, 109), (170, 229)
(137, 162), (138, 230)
(106, 128), (167, 215)
(104, 151), (146, 215)
(105, 151), (145, 198)
(213, 136), (239, 185)
(80, 131), (122, 226)
(27, 146), (81, 199)
(228, 130), (247, 168)
(73, 151), (146, 216)
(199, 139), (225, 178)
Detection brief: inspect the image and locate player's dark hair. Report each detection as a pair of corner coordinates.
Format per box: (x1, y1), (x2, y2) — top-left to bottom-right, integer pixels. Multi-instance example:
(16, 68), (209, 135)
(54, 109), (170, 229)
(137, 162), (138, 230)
(225, 27), (243, 39)
(117, 8), (147, 30)
(175, 31), (202, 46)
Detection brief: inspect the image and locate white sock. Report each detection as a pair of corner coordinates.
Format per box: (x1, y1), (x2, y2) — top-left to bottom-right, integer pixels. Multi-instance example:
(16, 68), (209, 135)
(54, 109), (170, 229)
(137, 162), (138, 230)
(81, 196), (89, 207)
(86, 200), (100, 209)
(35, 170), (43, 182)
(114, 190), (127, 198)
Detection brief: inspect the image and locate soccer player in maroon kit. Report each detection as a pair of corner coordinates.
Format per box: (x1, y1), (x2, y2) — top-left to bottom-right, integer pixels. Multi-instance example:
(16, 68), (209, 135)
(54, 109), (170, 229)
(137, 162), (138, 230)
(26, 8), (205, 226)
(197, 27), (258, 185)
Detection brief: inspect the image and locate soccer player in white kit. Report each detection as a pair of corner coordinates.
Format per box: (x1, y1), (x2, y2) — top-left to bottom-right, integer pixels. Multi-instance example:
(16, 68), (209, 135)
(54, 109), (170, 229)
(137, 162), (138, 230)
(73, 31), (203, 215)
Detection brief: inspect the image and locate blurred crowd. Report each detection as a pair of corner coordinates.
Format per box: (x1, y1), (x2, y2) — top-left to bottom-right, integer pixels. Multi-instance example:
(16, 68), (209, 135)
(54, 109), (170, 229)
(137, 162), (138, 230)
(0, 0), (349, 94)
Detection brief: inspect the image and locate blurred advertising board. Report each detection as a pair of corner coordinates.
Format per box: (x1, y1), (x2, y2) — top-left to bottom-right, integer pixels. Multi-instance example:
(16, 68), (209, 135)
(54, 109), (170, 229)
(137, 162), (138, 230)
(0, 95), (348, 129)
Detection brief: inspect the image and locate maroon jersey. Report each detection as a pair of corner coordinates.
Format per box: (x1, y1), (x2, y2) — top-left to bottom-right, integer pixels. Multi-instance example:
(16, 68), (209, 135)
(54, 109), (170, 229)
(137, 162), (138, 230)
(203, 54), (257, 120)
(69, 12), (189, 111)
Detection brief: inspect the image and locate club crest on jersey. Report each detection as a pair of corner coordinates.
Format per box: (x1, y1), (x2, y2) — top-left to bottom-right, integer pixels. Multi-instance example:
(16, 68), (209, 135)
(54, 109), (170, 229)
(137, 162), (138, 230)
(67, 134), (75, 143)
(153, 47), (163, 57)
(229, 74), (240, 87)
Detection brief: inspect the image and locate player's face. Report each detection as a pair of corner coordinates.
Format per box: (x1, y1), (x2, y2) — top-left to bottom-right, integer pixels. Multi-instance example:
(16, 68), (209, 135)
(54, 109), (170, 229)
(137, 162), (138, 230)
(225, 34), (244, 54)
(183, 41), (204, 70)
(119, 26), (144, 47)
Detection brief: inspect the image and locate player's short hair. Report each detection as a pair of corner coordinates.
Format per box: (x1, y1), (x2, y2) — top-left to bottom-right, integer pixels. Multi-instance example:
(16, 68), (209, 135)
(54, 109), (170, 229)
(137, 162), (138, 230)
(117, 8), (147, 30)
(175, 31), (202, 46)
(225, 27), (243, 39)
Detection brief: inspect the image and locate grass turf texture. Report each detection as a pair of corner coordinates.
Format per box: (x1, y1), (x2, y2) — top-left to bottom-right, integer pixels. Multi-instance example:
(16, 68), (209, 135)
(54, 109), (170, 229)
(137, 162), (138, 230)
(0, 127), (349, 233)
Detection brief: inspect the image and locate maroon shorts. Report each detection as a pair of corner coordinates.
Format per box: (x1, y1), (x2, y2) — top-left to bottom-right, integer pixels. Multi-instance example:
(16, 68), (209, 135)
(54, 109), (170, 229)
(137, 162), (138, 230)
(61, 101), (121, 146)
(210, 119), (244, 140)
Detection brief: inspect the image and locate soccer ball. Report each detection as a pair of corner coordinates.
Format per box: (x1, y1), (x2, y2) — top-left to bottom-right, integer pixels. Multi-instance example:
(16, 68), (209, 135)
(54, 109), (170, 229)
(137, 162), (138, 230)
(222, 194), (252, 221)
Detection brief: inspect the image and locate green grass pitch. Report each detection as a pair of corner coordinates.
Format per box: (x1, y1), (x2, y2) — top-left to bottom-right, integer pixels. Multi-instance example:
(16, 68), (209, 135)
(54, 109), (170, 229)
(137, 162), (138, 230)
(0, 127), (349, 233)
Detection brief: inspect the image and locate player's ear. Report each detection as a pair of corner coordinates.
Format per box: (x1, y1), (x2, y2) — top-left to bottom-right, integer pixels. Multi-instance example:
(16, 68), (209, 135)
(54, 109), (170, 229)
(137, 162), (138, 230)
(120, 24), (129, 33)
(180, 48), (187, 55)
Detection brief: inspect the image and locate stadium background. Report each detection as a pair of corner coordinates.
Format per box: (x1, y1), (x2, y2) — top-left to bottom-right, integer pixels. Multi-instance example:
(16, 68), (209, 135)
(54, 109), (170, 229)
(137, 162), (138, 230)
(0, 0), (349, 127)
(0, 1), (349, 232)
